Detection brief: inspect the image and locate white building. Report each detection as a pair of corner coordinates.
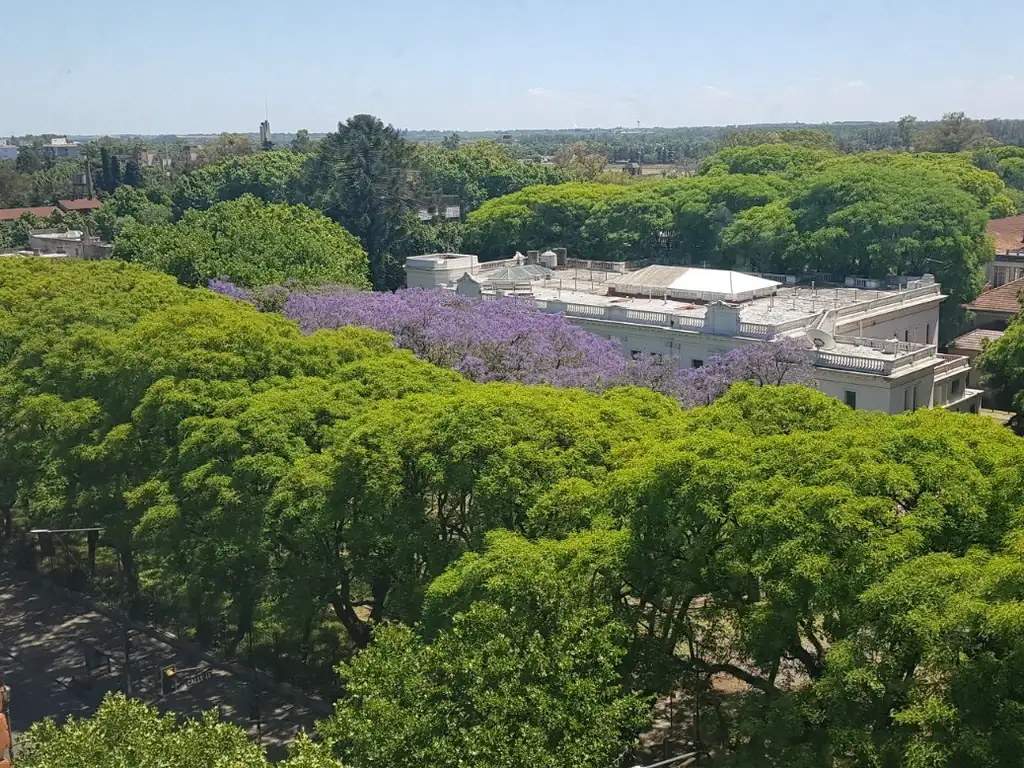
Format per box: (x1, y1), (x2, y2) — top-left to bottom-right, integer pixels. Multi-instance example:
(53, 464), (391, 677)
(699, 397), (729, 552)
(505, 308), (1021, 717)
(986, 214), (1024, 287)
(27, 229), (112, 260)
(0, 140), (17, 161)
(46, 137), (80, 159)
(405, 254), (982, 415)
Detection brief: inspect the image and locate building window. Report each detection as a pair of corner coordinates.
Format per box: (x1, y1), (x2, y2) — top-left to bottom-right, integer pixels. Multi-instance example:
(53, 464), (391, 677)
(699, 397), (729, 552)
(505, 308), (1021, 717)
(912, 386), (918, 410)
(844, 390), (857, 409)
(650, 352), (663, 364)
(926, 324), (931, 344)
(970, 403), (978, 414)
(630, 350), (642, 361)
(904, 329), (910, 342)
(691, 359), (704, 368)
(951, 378), (961, 396)
(904, 388), (910, 411)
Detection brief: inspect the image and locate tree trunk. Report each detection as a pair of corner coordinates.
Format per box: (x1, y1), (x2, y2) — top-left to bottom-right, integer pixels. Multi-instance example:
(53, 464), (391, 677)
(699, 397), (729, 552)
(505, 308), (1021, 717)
(0, 504), (12, 541)
(225, 595), (255, 658)
(330, 595), (371, 648)
(119, 547), (139, 597)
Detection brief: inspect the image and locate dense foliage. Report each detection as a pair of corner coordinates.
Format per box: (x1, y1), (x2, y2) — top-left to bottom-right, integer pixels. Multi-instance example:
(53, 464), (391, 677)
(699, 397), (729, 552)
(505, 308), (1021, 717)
(169, 150), (307, 217)
(20, 694), (274, 768)
(417, 140), (569, 213)
(304, 115), (420, 290)
(978, 304), (1024, 431)
(465, 147), (1003, 337)
(112, 194), (370, 288)
(5, 259), (1024, 767)
(6, 114), (1024, 300)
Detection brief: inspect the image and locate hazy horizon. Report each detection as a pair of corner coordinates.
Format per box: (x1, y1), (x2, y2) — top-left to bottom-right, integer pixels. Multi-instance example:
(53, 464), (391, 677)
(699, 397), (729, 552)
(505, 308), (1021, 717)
(37, 116), (1023, 142)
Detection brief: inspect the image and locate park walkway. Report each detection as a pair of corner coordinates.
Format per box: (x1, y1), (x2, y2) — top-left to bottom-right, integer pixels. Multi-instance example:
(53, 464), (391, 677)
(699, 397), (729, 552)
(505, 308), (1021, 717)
(0, 568), (322, 760)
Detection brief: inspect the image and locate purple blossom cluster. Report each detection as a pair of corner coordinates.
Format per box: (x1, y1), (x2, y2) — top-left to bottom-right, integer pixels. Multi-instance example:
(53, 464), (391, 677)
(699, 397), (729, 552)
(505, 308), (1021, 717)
(282, 286), (673, 391)
(209, 280), (815, 406)
(207, 279), (252, 302)
(673, 336), (816, 408)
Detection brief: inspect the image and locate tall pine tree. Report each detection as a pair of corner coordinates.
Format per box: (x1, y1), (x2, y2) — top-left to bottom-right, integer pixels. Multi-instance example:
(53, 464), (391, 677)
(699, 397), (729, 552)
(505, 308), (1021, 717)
(110, 154), (122, 189)
(99, 147), (112, 192)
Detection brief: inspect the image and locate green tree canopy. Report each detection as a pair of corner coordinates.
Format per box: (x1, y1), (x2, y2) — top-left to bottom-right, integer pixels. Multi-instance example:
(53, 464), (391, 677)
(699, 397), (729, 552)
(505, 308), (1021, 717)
(19, 693), (338, 768)
(977, 306), (1024, 428)
(417, 140), (568, 214)
(113, 194), (370, 288)
(171, 150), (306, 217)
(320, 531), (649, 768)
(92, 184), (173, 241)
(304, 114), (417, 290)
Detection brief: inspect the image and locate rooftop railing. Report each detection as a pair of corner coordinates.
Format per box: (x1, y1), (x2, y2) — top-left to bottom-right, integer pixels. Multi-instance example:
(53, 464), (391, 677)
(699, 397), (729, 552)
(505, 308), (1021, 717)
(934, 353), (971, 378)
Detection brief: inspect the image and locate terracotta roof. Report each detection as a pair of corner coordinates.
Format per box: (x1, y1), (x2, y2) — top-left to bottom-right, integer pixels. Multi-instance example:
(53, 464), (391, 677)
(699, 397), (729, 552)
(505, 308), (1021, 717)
(948, 328), (1005, 353)
(0, 205), (58, 221)
(987, 215), (1024, 254)
(57, 198), (103, 212)
(966, 277), (1024, 316)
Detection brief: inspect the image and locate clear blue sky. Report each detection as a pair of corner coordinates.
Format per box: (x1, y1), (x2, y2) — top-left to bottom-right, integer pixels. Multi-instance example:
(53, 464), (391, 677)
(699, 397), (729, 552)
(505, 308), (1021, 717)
(7, 0), (1022, 135)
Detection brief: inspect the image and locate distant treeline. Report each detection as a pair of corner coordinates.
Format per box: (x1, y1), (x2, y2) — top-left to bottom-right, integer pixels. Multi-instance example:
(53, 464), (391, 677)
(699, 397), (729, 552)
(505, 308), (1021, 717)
(408, 118), (1024, 162)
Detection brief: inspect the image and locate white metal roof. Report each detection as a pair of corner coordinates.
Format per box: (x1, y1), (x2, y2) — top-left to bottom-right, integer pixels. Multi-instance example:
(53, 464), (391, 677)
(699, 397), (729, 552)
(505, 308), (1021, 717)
(609, 266), (780, 303)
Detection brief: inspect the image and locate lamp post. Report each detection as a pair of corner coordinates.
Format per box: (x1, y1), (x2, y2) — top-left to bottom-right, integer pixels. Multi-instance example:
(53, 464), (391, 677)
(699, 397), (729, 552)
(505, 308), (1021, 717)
(29, 527), (132, 697)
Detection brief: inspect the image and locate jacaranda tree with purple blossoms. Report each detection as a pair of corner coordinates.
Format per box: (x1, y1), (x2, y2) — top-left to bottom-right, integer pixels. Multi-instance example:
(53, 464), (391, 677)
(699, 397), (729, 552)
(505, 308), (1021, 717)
(210, 281), (815, 406)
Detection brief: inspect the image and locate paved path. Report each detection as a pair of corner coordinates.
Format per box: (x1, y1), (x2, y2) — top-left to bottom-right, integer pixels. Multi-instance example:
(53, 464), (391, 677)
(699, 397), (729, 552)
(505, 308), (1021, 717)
(0, 569), (320, 760)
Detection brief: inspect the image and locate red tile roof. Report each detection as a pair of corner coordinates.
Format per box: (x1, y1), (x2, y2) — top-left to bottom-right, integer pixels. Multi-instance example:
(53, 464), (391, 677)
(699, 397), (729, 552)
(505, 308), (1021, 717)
(0, 205), (58, 222)
(965, 277), (1024, 316)
(57, 198), (102, 212)
(988, 215), (1024, 254)
(948, 328), (1005, 353)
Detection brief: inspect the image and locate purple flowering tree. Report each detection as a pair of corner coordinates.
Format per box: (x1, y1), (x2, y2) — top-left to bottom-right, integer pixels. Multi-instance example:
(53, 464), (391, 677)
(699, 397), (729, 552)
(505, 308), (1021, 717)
(674, 336), (816, 408)
(209, 281), (815, 405)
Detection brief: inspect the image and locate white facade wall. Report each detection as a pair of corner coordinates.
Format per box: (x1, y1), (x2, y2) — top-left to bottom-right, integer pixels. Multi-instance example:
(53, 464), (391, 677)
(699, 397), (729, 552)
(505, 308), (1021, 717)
(814, 368), (925, 413)
(564, 315), (956, 416)
(50, 145), (80, 159)
(0, 145), (17, 161)
(405, 255), (479, 289)
(834, 303), (940, 345)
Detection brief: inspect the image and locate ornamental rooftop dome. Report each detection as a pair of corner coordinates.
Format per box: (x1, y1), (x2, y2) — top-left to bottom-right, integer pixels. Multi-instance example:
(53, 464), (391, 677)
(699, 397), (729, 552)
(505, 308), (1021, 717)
(607, 265), (781, 303)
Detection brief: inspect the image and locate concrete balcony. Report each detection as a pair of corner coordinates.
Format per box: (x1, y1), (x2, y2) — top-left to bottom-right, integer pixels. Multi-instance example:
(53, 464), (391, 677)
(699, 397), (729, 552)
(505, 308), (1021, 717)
(814, 337), (938, 377)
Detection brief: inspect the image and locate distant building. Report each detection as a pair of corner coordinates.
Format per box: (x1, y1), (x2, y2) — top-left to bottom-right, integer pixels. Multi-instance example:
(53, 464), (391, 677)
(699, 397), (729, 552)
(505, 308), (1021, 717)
(950, 268), (1024, 403)
(0, 205), (58, 222)
(947, 328), (1008, 391)
(45, 137), (80, 159)
(963, 277), (1023, 331)
(57, 198), (103, 214)
(416, 195), (462, 223)
(139, 150), (173, 169)
(406, 255), (980, 415)
(0, 140), (17, 161)
(26, 229), (111, 260)
(259, 120), (272, 147)
(986, 214), (1024, 287)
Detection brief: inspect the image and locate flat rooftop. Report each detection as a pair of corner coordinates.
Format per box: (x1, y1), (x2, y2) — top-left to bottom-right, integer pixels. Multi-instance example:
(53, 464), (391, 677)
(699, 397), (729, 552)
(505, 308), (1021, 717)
(32, 230), (84, 241)
(528, 268), (935, 327)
